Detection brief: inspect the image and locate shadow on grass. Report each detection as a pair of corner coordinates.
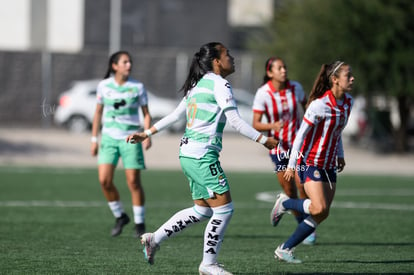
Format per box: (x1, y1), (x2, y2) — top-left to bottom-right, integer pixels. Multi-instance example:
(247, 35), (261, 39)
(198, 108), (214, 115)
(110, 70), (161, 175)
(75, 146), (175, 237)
(336, 259), (414, 264)
(236, 273), (413, 275)
(318, 241), (414, 247)
(226, 235), (414, 247)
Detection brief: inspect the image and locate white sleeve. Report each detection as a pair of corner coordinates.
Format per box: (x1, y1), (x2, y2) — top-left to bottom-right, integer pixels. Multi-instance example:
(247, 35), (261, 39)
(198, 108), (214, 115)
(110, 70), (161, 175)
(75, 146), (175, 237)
(96, 81), (104, 104)
(214, 80), (238, 110)
(287, 120), (312, 169)
(225, 108), (261, 141)
(153, 98), (187, 132)
(138, 84), (148, 106)
(252, 88), (266, 113)
(303, 100), (324, 125)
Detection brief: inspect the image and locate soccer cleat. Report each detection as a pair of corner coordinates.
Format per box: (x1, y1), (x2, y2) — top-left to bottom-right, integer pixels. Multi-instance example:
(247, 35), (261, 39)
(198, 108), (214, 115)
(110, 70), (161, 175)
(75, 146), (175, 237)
(198, 262), (233, 275)
(111, 213), (130, 237)
(270, 193), (289, 226)
(141, 233), (159, 265)
(134, 223), (146, 238)
(274, 244), (302, 264)
(302, 232), (317, 245)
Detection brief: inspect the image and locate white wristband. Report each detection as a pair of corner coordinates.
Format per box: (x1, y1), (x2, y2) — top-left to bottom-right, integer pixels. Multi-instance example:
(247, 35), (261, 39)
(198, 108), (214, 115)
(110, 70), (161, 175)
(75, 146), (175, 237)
(144, 129), (152, 137)
(91, 136), (98, 143)
(257, 135), (268, 145)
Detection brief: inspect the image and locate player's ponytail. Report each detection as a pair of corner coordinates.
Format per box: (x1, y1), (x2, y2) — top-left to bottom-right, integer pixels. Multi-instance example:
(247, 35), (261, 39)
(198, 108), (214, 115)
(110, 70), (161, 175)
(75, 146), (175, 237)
(180, 42), (222, 96)
(306, 61), (345, 108)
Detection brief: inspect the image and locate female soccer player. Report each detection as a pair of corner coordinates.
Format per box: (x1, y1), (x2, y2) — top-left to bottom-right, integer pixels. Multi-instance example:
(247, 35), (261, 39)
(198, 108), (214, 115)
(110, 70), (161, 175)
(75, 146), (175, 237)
(91, 51), (152, 238)
(271, 61), (354, 263)
(252, 57), (316, 244)
(126, 42), (279, 275)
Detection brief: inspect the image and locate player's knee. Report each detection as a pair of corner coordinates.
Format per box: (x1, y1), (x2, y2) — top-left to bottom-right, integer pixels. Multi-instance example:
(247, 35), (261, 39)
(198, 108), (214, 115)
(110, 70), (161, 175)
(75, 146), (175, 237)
(212, 202), (234, 216)
(310, 203), (329, 217)
(99, 177), (113, 189)
(128, 179), (142, 191)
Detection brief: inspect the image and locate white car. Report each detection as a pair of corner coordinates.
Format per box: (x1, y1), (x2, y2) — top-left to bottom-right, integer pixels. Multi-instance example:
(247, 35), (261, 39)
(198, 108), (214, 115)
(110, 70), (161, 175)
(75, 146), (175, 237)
(54, 79), (184, 133)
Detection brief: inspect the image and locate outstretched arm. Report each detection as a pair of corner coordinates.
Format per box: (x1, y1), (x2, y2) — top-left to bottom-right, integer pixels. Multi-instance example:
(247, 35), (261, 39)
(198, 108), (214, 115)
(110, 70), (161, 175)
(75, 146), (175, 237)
(225, 108), (278, 150)
(126, 99), (186, 143)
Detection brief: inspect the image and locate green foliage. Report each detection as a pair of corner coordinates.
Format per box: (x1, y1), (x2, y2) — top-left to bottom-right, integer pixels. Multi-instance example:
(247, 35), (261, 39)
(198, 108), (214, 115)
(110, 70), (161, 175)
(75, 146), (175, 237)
(1, 167), (414, 274)
(249, 0), (414, 97)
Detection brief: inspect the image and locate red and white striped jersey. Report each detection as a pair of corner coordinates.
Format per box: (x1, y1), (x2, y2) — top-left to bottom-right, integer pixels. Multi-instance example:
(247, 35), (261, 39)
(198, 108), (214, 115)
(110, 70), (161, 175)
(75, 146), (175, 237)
(252, 80), (306, 154)
(289, 90), (353, 169)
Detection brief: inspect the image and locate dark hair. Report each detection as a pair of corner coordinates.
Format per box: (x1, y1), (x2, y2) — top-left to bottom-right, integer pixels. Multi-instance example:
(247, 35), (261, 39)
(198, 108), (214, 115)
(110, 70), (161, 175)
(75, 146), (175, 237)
(306, 61), (347, 108)
(180, 42), (223, 96)
(104, 51), (131, 79)
(262, 57), (288, 85)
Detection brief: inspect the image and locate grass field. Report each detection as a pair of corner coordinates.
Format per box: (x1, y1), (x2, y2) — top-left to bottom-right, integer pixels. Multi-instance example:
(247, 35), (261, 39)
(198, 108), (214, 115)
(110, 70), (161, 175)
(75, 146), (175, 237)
(0, 166), (413, 274)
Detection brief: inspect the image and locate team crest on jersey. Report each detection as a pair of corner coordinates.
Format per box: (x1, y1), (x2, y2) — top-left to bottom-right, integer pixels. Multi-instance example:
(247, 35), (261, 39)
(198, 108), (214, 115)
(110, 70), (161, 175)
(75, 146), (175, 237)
(313, 170), (321, 179)
(104, 90), (113, 98)
(306, 110), (322, 122)
(314, 115), (322, 122)
(218, 175), (227, 186)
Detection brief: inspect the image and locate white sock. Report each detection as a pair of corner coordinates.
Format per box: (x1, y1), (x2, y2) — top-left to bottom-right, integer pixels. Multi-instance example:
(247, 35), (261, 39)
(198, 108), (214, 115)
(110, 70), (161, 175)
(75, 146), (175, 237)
(133, 205), (145, 224)
(108, 201), (124, 218)
(202, 202), (234, 265)
(153, 204), (212, 244)
(304, 216), (318, 228)
(303, 199), (311, 214)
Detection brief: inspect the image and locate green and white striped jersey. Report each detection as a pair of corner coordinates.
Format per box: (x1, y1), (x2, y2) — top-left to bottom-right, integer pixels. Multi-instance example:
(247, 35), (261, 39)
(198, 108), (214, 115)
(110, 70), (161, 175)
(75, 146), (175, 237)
(179, 72), (238, 159)
(97, 77), (148, 139)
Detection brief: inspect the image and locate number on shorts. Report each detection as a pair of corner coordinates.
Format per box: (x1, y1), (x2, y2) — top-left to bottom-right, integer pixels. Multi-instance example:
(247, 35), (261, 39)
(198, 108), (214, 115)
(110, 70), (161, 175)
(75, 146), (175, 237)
(209, 161), (223, 176)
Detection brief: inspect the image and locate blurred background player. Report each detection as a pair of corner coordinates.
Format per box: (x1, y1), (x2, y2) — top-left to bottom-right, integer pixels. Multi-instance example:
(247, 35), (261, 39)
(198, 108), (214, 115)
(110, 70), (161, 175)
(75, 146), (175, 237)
(91, 51), (152, 238)
(252, 57), (316, 245)
(126, 42), (279, 275)
(272, 61), (354, 263)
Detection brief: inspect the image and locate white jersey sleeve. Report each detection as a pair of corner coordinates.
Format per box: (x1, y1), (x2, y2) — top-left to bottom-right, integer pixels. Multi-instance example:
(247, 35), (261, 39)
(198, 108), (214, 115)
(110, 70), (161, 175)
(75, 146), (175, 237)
(138, 86), (148, 106)
(96, 80), (105, 105)
(225, 109), (261, 141)
(153, 98), (187, 132)
(303, 100), (325, 126)
(214, 80), (238, 111)
(252, 86), (267, 113)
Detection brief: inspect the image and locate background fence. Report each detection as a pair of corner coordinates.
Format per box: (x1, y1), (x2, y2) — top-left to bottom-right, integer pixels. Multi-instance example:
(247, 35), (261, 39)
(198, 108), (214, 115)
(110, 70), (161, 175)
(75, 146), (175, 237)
(0, 49), (266, 127)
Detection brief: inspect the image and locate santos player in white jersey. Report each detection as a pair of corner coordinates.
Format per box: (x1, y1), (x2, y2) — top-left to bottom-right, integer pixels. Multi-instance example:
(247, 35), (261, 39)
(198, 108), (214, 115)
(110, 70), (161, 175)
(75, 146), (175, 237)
(126, 42), (279, 275)
(91, 51), (152, 238)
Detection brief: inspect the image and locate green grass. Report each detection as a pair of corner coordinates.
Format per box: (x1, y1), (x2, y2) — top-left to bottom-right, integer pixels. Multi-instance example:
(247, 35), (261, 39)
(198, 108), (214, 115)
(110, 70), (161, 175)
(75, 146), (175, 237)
(0, 167), (413, 274)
